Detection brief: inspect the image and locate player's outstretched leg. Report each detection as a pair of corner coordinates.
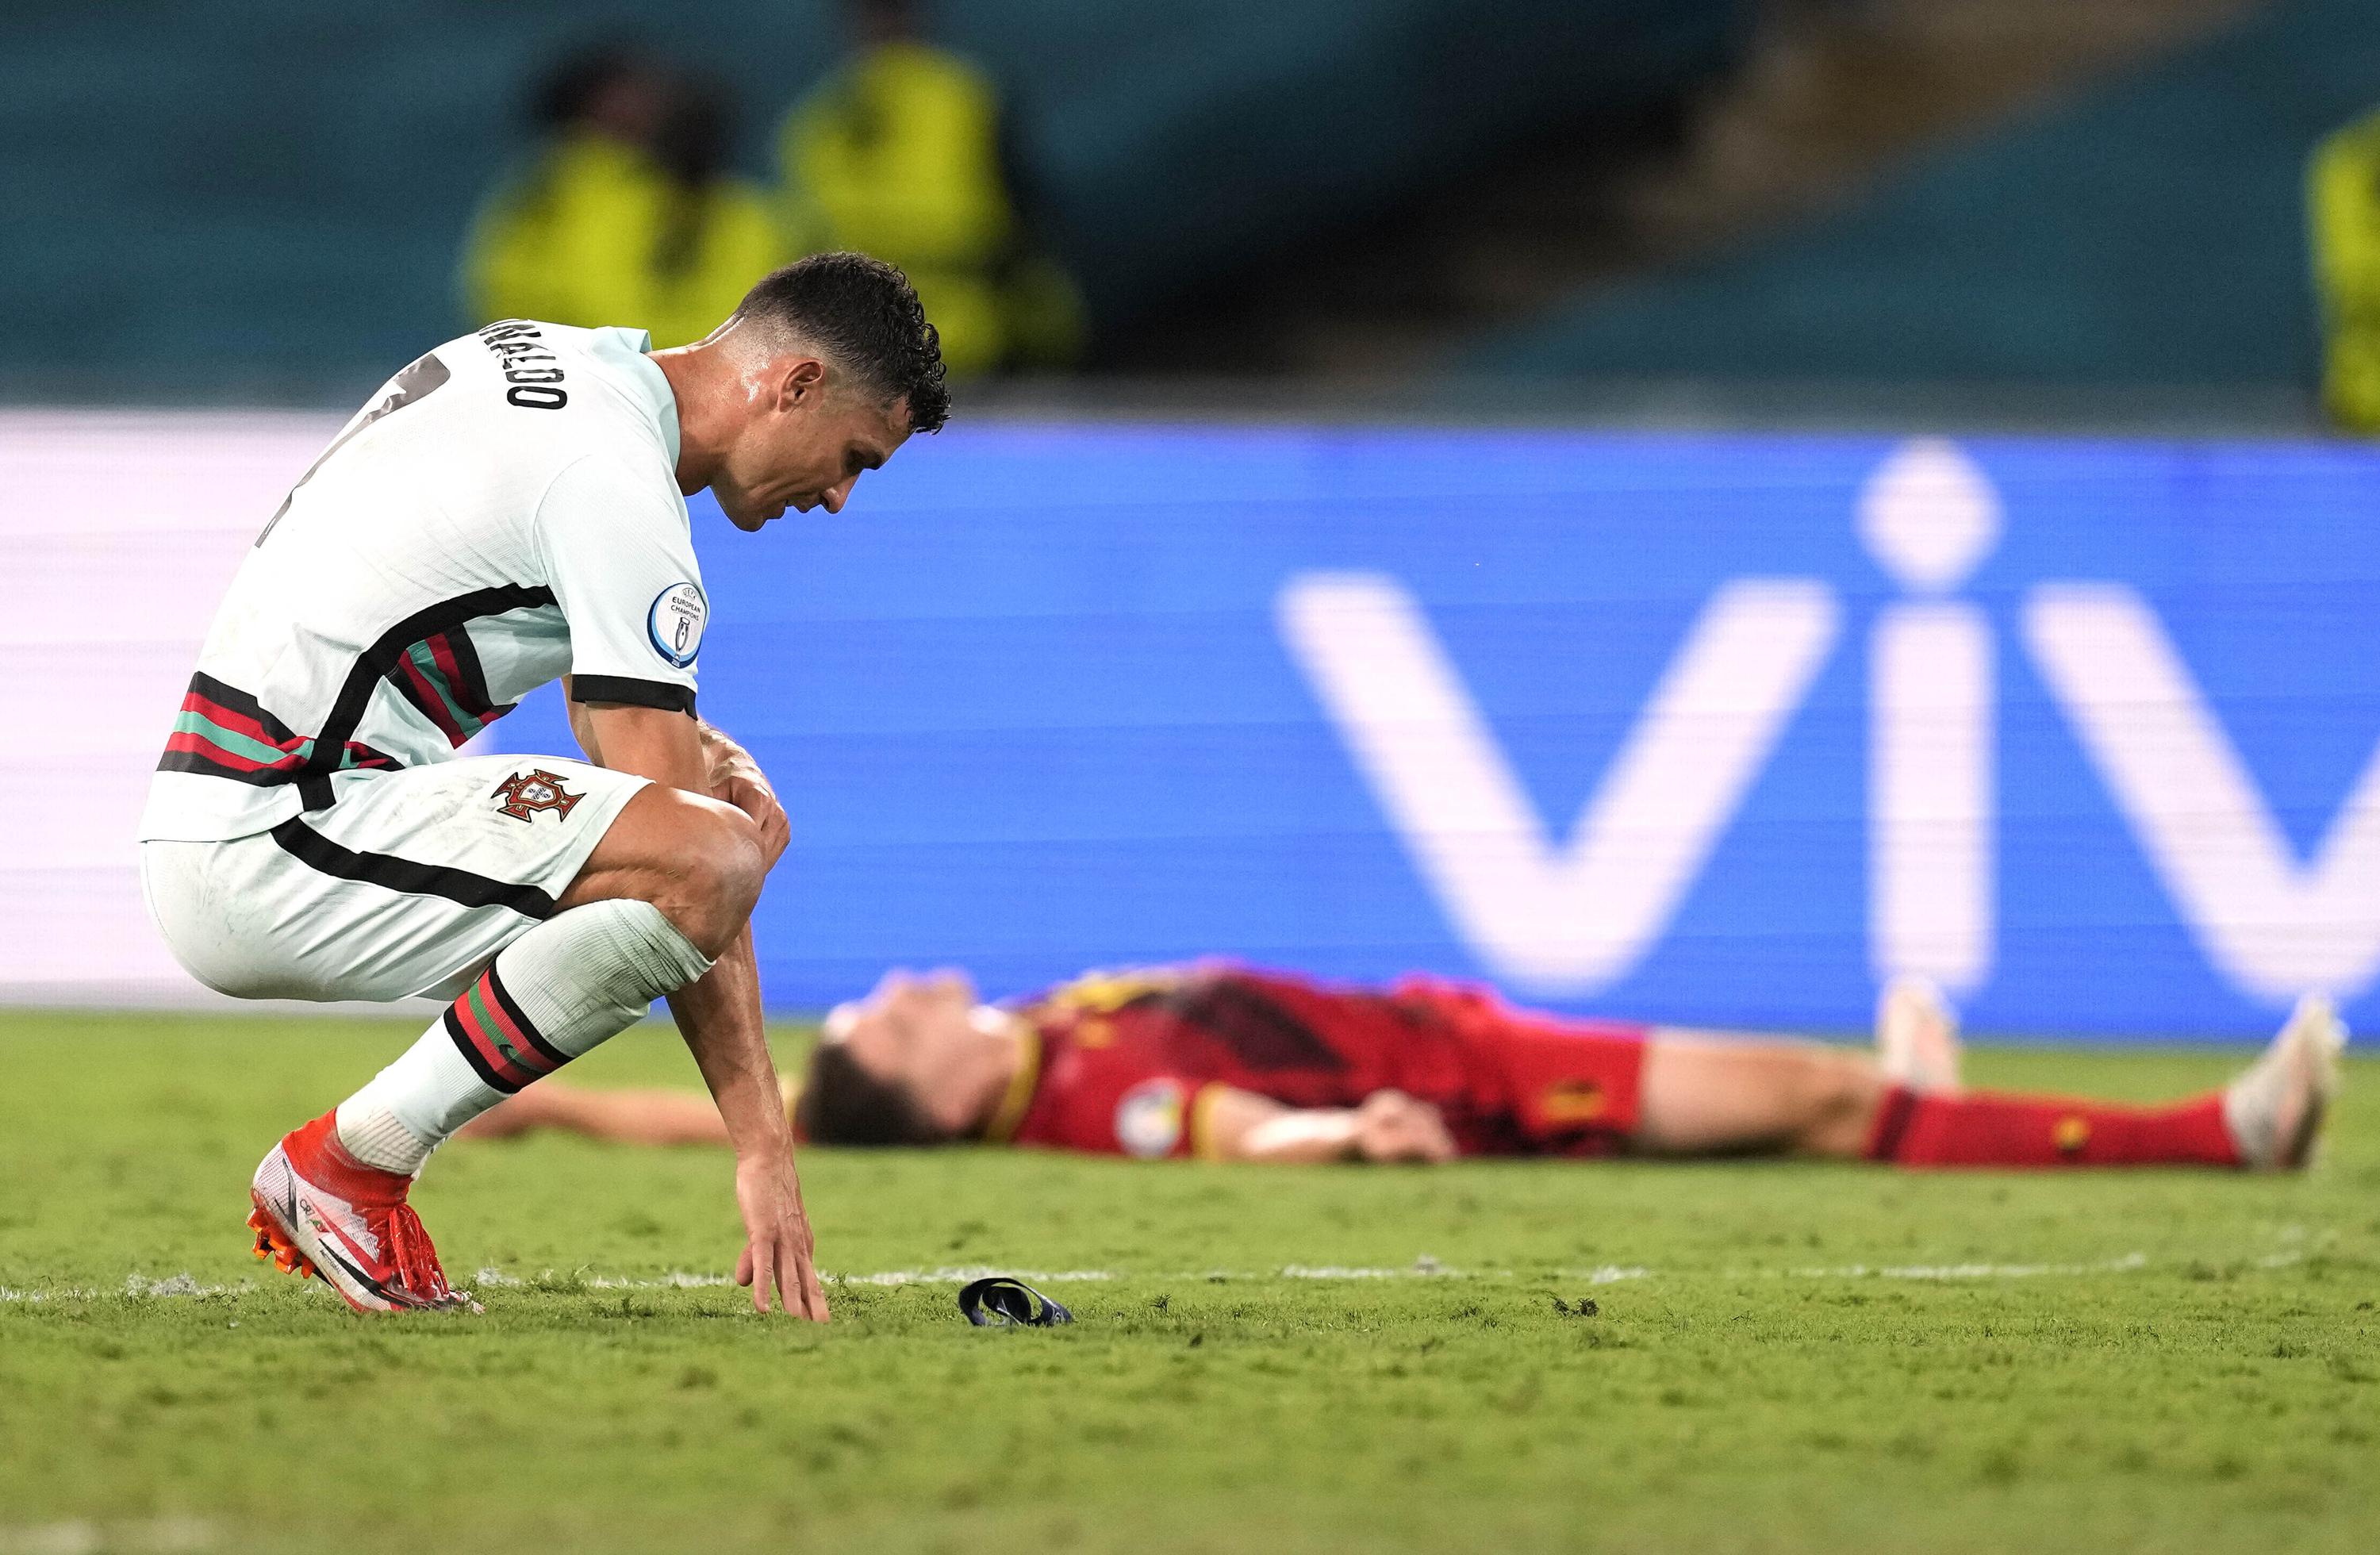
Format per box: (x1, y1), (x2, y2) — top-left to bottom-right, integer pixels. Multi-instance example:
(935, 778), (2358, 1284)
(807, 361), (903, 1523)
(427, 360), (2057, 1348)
(1875, 976), (1960, 1094)
(247, 788), (754, 1313)
(1637, 993), (2344, 1170)
(1864, 993), (2347, 1171)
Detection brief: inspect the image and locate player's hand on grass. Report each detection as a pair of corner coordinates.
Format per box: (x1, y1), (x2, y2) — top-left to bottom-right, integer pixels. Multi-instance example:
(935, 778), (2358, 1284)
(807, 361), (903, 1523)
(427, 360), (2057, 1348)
(1352, 1090), (1457, 1164)
(733, 1150), (831, 1319)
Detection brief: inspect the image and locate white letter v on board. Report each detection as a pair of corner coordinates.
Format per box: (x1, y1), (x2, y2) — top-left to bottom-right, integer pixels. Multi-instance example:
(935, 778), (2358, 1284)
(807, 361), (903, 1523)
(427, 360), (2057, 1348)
(1278, 574), (1841, 994)
(2025, 582), (2380, 1002)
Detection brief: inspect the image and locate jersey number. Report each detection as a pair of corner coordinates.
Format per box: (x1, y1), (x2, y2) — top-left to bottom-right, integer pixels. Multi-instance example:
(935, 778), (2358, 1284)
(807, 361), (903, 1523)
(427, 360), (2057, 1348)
(255, 352), (451, 547)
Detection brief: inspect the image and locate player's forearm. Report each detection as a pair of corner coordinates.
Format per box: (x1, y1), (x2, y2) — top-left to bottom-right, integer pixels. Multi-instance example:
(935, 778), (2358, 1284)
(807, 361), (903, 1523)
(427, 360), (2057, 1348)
(695, 717), (761, 788)
(668, 927), (791, 1160)
(560, 678), (605, 765)
(1230, 1110), (1367, 1164)
(579, 701), (710, 795)
(1203, 1086), (1457, 1165)
(1196, 1085), (1365, 1164)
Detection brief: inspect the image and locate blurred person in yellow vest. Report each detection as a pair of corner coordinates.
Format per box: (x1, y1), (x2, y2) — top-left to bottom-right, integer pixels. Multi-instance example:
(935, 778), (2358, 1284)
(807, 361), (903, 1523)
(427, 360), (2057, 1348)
(780, 0), (1083, 376)
(463, 49), (789, 348)
(2310, 106), (2380, 433)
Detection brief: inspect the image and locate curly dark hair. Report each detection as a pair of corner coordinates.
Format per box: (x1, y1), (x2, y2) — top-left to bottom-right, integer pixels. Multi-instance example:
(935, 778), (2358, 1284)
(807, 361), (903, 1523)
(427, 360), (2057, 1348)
(793, 1041), (950, 1146)
(731, 254), (950, 433)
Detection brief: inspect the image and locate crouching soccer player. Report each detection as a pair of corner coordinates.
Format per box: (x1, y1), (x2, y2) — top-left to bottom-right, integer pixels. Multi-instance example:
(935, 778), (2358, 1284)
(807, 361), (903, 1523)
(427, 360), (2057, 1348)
(136, 254), (949, 1316)
(466, 966), (2345, 1170)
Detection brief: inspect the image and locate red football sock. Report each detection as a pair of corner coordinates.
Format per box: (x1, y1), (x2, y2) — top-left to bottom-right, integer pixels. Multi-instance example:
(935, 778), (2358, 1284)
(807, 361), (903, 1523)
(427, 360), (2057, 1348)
(1864, 1085), (2240, 1169)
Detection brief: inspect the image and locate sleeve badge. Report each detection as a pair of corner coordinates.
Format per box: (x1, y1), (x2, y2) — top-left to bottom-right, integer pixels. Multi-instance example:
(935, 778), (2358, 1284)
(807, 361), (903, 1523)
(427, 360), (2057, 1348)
(647, 582), (708, 668)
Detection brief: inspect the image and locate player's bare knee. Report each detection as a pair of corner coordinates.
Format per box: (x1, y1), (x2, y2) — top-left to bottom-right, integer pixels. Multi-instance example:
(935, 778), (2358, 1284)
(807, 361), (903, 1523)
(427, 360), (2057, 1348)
(663, 804), (766, 954)
(572, 787), (767, 954)
(707, 808), (767, 920)
(1799, 1054), (1882, 1143)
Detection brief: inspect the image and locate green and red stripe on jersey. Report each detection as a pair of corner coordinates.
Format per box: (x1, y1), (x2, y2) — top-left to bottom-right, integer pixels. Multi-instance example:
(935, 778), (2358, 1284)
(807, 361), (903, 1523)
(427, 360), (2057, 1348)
(386, 628), (512, 747)
(443, 964), (570, 1093)
(159, 674), (401, 786)
(295, 582), (555, 811)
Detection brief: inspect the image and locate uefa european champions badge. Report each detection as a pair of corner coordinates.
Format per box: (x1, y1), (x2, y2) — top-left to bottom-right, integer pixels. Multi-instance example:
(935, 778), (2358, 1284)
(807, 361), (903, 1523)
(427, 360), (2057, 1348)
(1115, 1078), (1186, 1158)
(648, 581), (707, 668)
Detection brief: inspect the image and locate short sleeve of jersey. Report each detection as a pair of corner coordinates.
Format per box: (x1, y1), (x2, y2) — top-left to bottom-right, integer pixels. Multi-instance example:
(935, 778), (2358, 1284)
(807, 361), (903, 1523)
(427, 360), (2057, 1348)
(535, 453), (705, 712)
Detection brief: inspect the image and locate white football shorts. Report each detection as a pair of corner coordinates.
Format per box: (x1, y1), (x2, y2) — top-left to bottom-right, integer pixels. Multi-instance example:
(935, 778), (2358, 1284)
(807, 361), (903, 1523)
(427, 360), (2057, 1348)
(140, 754), (648, 1004)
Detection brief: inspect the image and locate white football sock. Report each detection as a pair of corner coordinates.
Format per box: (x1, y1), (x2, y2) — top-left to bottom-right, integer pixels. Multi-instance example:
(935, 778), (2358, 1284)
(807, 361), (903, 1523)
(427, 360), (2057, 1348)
(334, 899), (715, 1173)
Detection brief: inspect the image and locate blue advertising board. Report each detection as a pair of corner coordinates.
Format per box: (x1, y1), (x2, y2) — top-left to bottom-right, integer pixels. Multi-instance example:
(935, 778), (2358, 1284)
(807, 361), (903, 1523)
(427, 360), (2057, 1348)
(491, 425), (2380, 1039)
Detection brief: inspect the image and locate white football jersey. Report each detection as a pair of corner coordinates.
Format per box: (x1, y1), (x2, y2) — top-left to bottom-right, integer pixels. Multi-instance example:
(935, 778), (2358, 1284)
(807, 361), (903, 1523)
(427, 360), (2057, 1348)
(139, 321), (707, 843)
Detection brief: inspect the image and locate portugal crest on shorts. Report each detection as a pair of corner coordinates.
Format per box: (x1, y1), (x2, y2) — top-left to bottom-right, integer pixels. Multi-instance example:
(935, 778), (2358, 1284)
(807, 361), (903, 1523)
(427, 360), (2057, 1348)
(492, 768), (583, 824)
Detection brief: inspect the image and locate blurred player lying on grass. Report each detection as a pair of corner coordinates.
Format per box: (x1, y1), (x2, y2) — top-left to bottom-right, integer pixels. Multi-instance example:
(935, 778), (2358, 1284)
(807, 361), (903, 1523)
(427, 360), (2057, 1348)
(468, 965), (2346, 1170)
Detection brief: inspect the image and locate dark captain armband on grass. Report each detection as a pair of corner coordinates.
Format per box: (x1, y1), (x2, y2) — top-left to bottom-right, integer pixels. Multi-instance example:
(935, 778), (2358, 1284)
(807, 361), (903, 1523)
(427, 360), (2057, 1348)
(569, 675), (695, 714)
(958, 1277), (1073, 1328)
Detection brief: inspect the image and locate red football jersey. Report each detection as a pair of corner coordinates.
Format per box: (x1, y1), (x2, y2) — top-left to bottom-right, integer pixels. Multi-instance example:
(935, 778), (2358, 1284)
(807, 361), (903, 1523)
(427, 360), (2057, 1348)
(986, 966), (1649, 1159)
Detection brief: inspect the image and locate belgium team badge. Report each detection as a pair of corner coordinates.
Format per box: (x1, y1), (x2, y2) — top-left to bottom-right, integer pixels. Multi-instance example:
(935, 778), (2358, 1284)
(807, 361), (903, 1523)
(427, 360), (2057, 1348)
(1539, 1079), (1606, 1125)
(492, 768), (584, 823)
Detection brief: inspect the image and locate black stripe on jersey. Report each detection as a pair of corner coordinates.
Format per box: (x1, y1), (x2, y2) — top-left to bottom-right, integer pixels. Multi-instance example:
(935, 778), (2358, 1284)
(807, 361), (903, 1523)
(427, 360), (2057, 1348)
(570, 675), (696, 714)
(380, 653), (450, 734)
(379, 622), (516, 735)
(268, 818), (558, 920)
(299, 585), (558, 810)
(440, 624), (511, 724)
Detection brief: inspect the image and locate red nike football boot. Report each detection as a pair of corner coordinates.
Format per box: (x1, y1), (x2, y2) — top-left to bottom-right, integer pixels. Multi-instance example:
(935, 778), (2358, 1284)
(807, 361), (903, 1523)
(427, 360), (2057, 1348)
(247, 1111), (478, 1313)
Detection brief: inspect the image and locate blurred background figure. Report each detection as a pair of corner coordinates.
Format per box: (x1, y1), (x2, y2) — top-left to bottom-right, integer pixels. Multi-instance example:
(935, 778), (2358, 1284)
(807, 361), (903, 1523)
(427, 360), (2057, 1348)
(778, 0), (1084, 376)
(2310, 100), (2380, 433)
(462, 47), (789, 347)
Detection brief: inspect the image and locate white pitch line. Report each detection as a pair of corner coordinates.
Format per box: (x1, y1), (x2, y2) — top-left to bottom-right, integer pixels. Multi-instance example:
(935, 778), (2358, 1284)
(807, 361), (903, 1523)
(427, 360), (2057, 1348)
(0, 1274), (245, 1304)
(1775, 1252), (2151, 1280)
(0, 1249), (2310, 1306)
(0, 1517), (218, 1554)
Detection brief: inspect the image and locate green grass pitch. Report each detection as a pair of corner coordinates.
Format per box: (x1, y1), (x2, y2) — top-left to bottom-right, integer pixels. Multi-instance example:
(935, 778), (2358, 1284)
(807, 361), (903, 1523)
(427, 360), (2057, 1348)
(1, 1011), (2374, 1554)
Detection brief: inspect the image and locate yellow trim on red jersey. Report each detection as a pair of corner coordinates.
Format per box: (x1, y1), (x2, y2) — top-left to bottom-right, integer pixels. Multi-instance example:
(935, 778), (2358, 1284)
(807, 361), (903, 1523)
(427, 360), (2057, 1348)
(1035, 966), (1185, 1016)
(981, 1019), (1043, 1143)
(1188, 1084), (1229, 1162)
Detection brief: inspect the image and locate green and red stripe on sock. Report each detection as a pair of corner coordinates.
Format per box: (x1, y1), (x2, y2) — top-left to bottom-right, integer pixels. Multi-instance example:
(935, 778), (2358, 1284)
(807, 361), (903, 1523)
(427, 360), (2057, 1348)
(443, 965), (570, 1094)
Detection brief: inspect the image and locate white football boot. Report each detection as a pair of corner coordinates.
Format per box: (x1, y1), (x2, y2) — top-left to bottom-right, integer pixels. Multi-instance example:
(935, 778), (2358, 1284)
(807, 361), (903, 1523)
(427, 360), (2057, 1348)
(247, 1110), (477, 1313)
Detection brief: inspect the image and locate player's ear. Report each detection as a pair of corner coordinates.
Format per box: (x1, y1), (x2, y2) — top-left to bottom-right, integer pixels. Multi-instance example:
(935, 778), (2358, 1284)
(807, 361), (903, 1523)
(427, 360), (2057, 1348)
(775, 355), (827, 412)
